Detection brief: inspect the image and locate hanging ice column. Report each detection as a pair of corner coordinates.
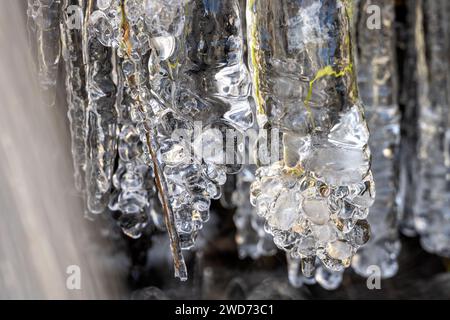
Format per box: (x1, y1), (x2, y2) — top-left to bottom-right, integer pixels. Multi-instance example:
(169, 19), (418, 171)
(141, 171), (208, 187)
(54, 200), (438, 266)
(398, 0), (420, 237)
(83, 1), (119, 215)
(232, 167), (277, 259)
(226, 0), (277, 262)
(145, 0), (253, 279)
(247, 0), (375, 276)
(27, 0), (62, 105)
(60, 0), (87, 194)
(413, 0), (450, 257)
(352, 0), (401, 278)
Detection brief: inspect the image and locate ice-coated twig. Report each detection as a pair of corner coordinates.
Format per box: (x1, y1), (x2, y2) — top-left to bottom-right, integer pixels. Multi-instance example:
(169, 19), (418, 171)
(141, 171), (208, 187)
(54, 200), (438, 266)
(144, 0), (253, 277)
(352, 0), (401, 278)
(75, 0), (253, 279)
(247, 0), (375, 277)
(108, 14), (154, 239)
(146, 130), (188, 280)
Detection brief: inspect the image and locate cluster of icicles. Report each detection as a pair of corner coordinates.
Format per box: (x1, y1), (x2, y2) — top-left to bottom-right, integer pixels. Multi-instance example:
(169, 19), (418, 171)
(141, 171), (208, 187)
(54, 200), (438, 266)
(29, 0), (374, 279)
(26, 0), (450, 289)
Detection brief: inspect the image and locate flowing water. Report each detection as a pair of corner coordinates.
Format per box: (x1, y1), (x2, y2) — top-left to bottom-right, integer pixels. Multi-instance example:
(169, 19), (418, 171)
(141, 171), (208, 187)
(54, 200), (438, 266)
(0, 0), (126, 299)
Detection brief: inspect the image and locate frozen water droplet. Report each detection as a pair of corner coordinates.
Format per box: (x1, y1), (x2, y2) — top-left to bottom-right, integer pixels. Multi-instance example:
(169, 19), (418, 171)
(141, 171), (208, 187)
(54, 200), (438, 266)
(349, 219), (371, 246)
(193, 128), (224, 164)
(301, 256), (316, 278)
(97, 0), (112, 10)
(89, 10), (115, 47)
(312, 224), (336, 244)
(268, 191), (299, 230)
(302, 198), (329, 225)
(192, 196), (210, 212)
(161, 143), (190, 166)
(328, 105), (369, 149)
(151, 36), (176, 61)
(315, 266), (343, 290)
(295, 236), (316, 257)
(326, 240), (353, 261)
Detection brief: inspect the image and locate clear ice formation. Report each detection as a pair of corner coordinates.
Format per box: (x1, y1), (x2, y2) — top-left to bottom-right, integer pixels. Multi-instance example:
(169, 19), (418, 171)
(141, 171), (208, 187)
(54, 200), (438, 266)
(27, 0), (62, 105)
(84, 2), (119, 216)
(28, 0), (253, 280)
(351, 0), (401, 278)
(412, 0), (450, 257)
(287, 255), (343, 290)
(247, 0), (375, 276)
(232, 166), (346, 290)
(145, 0), (253, 278)
(24, 0), (450, 285)
(61, 0), (87, 193)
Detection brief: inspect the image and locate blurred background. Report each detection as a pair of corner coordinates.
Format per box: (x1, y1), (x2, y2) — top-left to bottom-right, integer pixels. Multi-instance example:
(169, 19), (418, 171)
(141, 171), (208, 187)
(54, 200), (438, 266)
(0, 0), (126, 299)
(0, 0), (449, 299)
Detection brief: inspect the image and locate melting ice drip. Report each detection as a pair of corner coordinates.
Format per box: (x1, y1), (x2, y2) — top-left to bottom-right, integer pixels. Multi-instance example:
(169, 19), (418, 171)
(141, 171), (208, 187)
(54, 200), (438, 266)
(247, 0), (375, 277)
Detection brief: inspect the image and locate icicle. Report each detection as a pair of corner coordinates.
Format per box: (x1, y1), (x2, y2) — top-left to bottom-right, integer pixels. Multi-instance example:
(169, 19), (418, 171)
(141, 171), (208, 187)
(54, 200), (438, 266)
(314, 265), (344, 290)
(110, 1), (157, 239)
(27, 0), (62, 105)
(144, 0), (253, 279)
(286, 255), (307, 288)
(233, 167), (277, 259)
(247, 0), (375, 276)
(83, 1), (119, 214)
(413, 0), (450, 257)
(286, 254), (343, 290)
(79, 0), (188, 278)
(60, 0), (88, 192)
(398, 0), (420, 236)
(351, 0), (401, 278)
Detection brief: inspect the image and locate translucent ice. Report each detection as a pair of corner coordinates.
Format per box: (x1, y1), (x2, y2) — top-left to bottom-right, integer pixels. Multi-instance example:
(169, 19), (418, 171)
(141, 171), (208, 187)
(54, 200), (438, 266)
(247, 0), (375, 278)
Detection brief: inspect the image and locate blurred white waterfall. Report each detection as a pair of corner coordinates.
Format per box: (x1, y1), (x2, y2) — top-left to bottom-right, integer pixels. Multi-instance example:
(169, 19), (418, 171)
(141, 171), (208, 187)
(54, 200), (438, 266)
(0, 0), (126, 299)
